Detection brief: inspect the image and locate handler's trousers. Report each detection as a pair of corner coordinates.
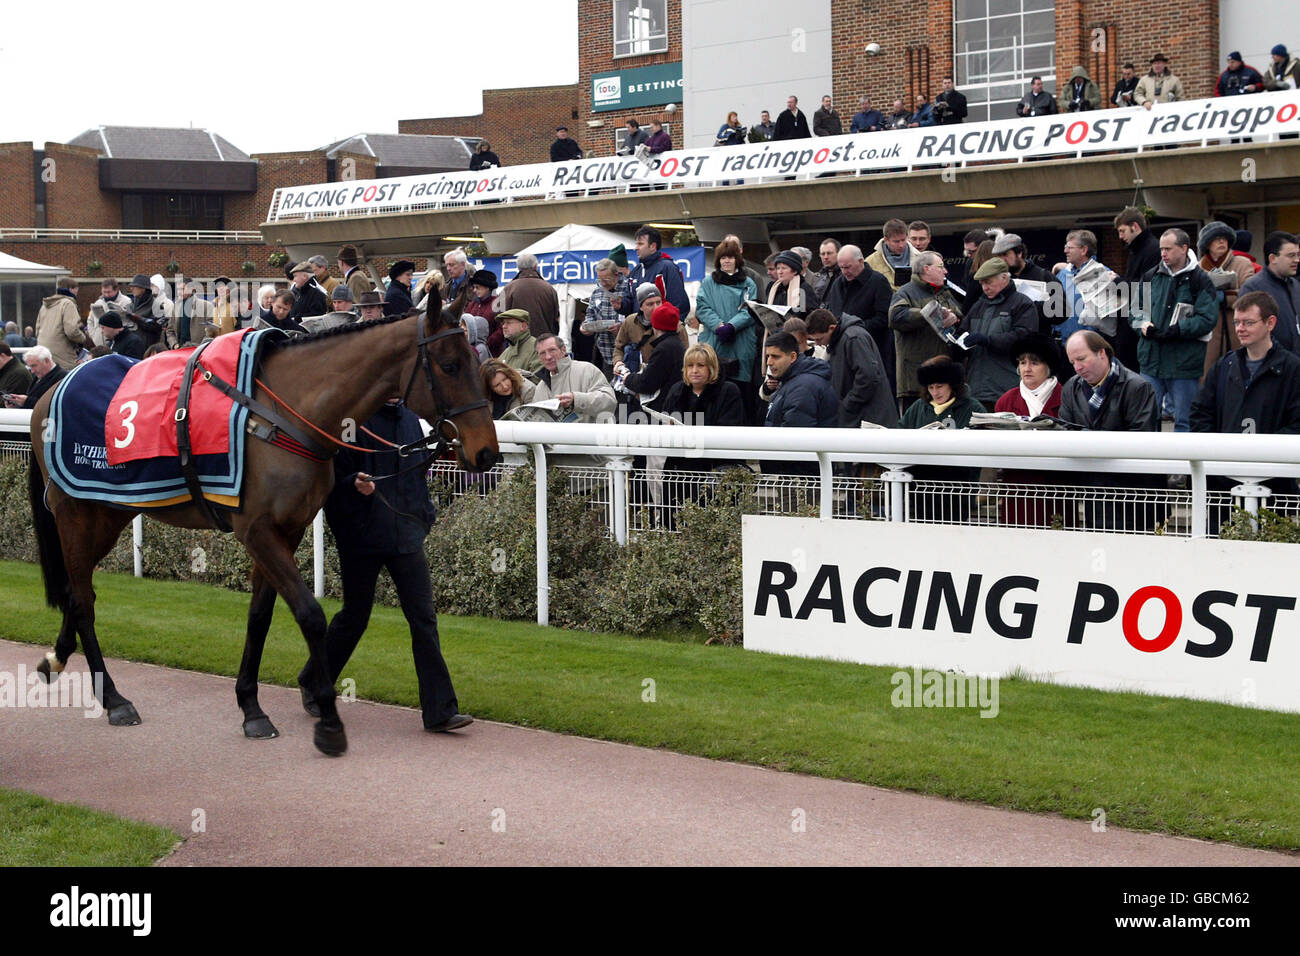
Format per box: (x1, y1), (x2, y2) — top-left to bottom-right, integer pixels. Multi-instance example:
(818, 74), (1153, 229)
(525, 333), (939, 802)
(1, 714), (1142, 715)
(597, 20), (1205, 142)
(300, 548), (459, 728)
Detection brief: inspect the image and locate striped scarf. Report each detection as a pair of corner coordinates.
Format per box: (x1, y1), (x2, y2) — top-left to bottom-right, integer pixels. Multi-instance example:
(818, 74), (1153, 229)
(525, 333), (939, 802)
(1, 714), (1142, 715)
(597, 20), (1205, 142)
(1087, 360), (1119, 425)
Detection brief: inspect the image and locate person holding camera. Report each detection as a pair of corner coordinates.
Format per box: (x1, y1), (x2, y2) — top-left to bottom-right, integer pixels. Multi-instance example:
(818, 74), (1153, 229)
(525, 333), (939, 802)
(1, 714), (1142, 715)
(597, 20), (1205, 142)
(1134, 54), (1183, 110)
(1064, 66), (1101, 112)
(1015, 77), (1057, 117)
(934, 77), (967, 125)
(1216, 51), (1264, 96)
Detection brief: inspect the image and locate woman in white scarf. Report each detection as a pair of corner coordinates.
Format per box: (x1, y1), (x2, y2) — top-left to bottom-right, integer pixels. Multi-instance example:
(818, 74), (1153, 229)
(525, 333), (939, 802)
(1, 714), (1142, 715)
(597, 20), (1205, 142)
(994, 334), (1067, 526)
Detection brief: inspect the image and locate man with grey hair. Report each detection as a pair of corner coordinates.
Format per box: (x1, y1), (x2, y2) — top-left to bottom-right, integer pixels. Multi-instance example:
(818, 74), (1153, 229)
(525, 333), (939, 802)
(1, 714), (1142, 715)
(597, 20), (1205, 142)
(823, 243), (895, 395)
(308, 255), (339, 297)
(4, 321), (23, 348)
(442, 248), (470, 303)
(501, 251), (560, 338)
(889, 250), (964, 410)
(579, 257), (627, 369)
(1053, 228), (1120, 344)
(9, 345), (66, 409)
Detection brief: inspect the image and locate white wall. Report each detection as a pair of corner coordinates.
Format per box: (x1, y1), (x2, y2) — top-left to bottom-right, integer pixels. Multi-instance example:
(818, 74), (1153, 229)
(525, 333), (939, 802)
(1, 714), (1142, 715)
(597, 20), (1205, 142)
(1219, 2), (1295, 73)
(682, 0), (834, 149)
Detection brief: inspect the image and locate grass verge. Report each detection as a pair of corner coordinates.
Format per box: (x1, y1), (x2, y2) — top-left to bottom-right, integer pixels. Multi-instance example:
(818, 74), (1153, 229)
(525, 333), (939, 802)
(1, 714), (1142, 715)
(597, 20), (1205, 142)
(0, 787), (179, 866)
(2, 559), (1297, 852)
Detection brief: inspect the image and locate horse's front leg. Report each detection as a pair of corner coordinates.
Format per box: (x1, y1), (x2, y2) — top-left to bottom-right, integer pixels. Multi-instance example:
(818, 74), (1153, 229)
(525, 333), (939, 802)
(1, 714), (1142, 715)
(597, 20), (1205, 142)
(236, 563), (281, 739)
(242, 520), (345, 756)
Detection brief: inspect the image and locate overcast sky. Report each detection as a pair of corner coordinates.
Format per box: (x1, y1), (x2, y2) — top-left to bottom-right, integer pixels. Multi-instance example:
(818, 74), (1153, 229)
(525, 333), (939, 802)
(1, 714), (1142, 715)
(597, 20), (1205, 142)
(0, 0), (577, 154)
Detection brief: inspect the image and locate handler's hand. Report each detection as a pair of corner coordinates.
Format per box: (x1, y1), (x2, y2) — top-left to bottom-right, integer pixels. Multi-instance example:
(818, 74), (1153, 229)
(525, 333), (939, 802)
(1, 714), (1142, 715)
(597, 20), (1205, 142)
(354, 473), (376, 496)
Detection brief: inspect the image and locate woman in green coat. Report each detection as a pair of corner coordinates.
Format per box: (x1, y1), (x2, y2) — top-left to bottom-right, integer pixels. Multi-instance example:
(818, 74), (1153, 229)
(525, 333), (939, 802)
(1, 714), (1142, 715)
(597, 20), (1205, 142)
(695, 237), (760, 423)
(897, 356), (986, 521)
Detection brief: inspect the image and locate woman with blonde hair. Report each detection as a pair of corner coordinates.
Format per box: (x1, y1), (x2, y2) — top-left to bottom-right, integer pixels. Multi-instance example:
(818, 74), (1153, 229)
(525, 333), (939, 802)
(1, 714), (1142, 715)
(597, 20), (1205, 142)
(414, 270), (446, 312)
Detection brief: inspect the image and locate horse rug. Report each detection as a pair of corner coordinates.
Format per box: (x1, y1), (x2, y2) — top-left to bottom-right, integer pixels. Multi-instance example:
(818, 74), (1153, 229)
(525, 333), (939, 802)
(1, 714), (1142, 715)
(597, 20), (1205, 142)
(45, 328), (281, 510)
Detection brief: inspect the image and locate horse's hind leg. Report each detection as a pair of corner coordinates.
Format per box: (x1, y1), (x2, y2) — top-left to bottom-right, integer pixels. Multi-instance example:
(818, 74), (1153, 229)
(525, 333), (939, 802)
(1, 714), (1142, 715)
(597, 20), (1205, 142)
(58, 504), (139, 725)
(35, 618), (77, 683)
(236, 563), (282, 740)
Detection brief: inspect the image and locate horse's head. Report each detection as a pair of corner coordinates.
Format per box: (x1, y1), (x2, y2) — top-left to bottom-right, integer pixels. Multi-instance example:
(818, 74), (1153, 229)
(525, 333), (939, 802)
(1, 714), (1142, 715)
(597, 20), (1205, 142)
(404, 307), (500, 472)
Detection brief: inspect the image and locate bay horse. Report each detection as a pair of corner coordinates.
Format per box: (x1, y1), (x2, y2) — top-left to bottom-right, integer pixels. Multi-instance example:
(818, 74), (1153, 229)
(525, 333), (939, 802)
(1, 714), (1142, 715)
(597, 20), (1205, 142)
(27, 307), (498, 756)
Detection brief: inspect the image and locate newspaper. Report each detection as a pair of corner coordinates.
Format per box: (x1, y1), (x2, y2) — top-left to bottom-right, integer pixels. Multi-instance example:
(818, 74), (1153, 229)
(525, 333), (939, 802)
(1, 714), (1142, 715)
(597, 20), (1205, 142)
(969, 411), (1061, 430)
(500, 398), (578, 423)
(744, 299), (794, 332)
(1207, 268), (1238, 291)
(1168, 301), (1213, 342)
(1015, 279), (1048, 303)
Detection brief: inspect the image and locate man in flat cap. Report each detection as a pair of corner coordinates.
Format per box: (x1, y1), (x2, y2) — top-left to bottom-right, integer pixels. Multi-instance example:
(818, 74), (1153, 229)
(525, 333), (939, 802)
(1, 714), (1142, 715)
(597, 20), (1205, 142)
(289, 261), (330, 322)
(957, 257), (1038, 406)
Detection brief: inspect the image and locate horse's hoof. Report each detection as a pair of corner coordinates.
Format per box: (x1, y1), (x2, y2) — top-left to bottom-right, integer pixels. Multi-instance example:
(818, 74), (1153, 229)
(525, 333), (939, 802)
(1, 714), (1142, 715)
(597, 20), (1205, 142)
(36, 658), (53, 683)
(243, 716), (279, 740)
(314, 721), (347, 757)
(107, 702), (141, 726)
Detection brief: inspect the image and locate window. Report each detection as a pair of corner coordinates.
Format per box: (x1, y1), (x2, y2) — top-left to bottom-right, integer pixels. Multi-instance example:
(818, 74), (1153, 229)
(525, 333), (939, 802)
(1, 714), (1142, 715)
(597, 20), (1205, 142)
(122, 192), (224, 231)
(613, 0), (668, 58)
(615, 123), (671, 153)
(954, 0), (1056, 123)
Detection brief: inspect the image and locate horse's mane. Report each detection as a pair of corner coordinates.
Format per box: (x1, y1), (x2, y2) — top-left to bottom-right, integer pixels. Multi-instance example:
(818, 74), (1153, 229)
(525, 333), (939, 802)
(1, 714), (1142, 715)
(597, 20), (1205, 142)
(264, 311), (453, 352)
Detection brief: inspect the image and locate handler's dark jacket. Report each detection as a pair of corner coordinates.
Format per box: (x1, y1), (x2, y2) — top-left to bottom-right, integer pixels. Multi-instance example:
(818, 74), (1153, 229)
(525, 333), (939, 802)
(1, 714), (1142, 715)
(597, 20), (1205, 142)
(1192, 344), (1300, 435)
(325, 402), (435, 556)
(109, 329), (146, 360)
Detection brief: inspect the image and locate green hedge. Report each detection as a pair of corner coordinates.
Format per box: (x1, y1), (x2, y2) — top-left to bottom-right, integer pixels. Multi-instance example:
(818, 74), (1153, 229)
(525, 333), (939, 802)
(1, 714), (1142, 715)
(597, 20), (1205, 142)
(2, 458), (787, 642)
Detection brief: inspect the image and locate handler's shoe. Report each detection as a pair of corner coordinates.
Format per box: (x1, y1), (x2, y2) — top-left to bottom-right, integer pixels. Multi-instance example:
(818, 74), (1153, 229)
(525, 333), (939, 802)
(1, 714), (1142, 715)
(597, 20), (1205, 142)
(299, 683), (321, 718)
(426, 713), (473, 733)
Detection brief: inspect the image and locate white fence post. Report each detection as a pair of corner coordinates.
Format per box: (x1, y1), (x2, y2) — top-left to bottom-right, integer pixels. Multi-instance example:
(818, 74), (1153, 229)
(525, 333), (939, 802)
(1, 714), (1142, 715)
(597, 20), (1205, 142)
(880, 468), (912, 522)
(312, 510), (325, 599)
(132, 514), (143, 577)
(1189, 459), (1207, 538)
(606, 457), (632, 545)
(532, 443), (550, 627)
(817, 453), (833, 519)
(1231, 481), (1272, 534)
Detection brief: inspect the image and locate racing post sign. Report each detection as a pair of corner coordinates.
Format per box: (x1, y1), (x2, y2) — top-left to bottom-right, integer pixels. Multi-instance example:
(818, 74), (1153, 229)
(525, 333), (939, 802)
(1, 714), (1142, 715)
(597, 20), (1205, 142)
(742, 517), (1299, 713)
(268, 91), (1300, 220)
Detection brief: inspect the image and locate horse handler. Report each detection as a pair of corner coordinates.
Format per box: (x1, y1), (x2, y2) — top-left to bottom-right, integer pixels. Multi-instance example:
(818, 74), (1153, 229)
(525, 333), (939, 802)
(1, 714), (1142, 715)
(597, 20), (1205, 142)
(298, 399), (472, 733)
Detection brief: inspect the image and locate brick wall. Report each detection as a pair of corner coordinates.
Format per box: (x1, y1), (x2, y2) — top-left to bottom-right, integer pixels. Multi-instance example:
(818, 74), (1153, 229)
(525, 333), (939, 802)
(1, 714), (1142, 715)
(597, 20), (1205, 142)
(0, 142), (36, 228)
(44, 144), (119, 229)
(0, 240), (283, 288)
(836, 0), (1221, 115)
(576, 0), (684, 158)
(399, 84), (580, 167)
(226, 151), (330, 231)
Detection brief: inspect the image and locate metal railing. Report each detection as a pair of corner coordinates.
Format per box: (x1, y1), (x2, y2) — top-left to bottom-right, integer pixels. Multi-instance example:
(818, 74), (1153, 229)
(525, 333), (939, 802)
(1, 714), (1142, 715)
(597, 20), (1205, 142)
(0, 228), (265, 243)
(5, 409), (1299, 620)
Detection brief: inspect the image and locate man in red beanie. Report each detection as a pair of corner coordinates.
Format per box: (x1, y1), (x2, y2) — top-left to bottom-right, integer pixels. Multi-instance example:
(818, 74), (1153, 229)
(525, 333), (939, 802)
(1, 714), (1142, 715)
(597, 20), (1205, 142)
(615, 300), (687, 412)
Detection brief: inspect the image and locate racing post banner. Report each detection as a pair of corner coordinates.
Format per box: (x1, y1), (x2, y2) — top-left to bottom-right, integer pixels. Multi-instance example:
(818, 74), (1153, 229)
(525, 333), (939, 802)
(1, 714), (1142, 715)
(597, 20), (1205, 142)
(742, 517), (1299, 713)
(268, 91), (1300, 221)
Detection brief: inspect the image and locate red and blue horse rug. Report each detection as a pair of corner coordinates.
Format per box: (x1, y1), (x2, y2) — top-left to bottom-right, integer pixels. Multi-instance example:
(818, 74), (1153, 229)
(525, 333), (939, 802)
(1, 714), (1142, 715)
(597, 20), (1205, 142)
(45, 328), (283, 511)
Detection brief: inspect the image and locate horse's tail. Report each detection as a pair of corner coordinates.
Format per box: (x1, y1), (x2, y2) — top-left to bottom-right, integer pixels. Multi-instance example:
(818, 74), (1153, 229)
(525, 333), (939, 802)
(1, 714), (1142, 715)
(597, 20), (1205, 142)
(28, 448), (68, 612)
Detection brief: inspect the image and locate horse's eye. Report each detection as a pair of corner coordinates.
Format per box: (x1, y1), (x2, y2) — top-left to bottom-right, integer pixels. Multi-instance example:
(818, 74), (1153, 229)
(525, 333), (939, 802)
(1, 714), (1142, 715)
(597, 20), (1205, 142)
(439, 362), (459, 375)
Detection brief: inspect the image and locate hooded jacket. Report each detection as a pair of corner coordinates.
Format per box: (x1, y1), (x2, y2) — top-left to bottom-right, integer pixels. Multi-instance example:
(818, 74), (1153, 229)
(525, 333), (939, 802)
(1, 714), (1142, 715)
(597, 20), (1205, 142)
(461, 313), (491, 364)
(824, 313), (898, 427)
(1064, 67), (1102, 111)
(35, 292), (87, 370)
(764, 355), (839, 428)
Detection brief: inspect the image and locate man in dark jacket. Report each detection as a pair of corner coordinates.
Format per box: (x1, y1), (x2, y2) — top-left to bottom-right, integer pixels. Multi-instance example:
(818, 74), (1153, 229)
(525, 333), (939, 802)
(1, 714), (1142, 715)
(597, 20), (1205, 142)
(822, 243), (895, 396)
(1215, 52), (1264, 96)
(850, 97), (883, 133)
(617, 302), (687, 412)
(549, 126), (583, 162)
(1129, 229), (1218, 432)
(763, 331), (839, 428)
(99, 312), (145, 360)
(620, 226), (690, 318)
(1113, 207), (1162, 369)
(958, 259), (1038, 406)
(805, 309), (897, 427)
(1239, 232), (1300, 354)
(1015, 76), (1057, 117)
(500, 253), (560, 337)
(126, 272), (166, 349)
(0, 342), (34, 397)
(774, 95), (811, 140)
(298, 400), (471, 733)
(812, 95), (842, 137)
(14, 346), (66, 409)
(993, 232), (1058, 335)
(1110, 63), (1139, 107)
(290, 261), (331, 320)
(933, 77), (968, 125)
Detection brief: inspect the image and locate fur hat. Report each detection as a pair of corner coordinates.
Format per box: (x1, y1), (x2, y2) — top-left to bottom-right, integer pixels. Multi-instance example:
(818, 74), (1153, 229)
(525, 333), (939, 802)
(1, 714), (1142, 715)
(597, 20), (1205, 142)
(774, 250), (804, 273)
(388, 259), (416, 281)
(917, 356), (964, 389)
(650, 302), (680, 332)
(1013, 333), (1061, 369)
(469, 269), (498, 291)
(1197, 221), (1237, 256)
